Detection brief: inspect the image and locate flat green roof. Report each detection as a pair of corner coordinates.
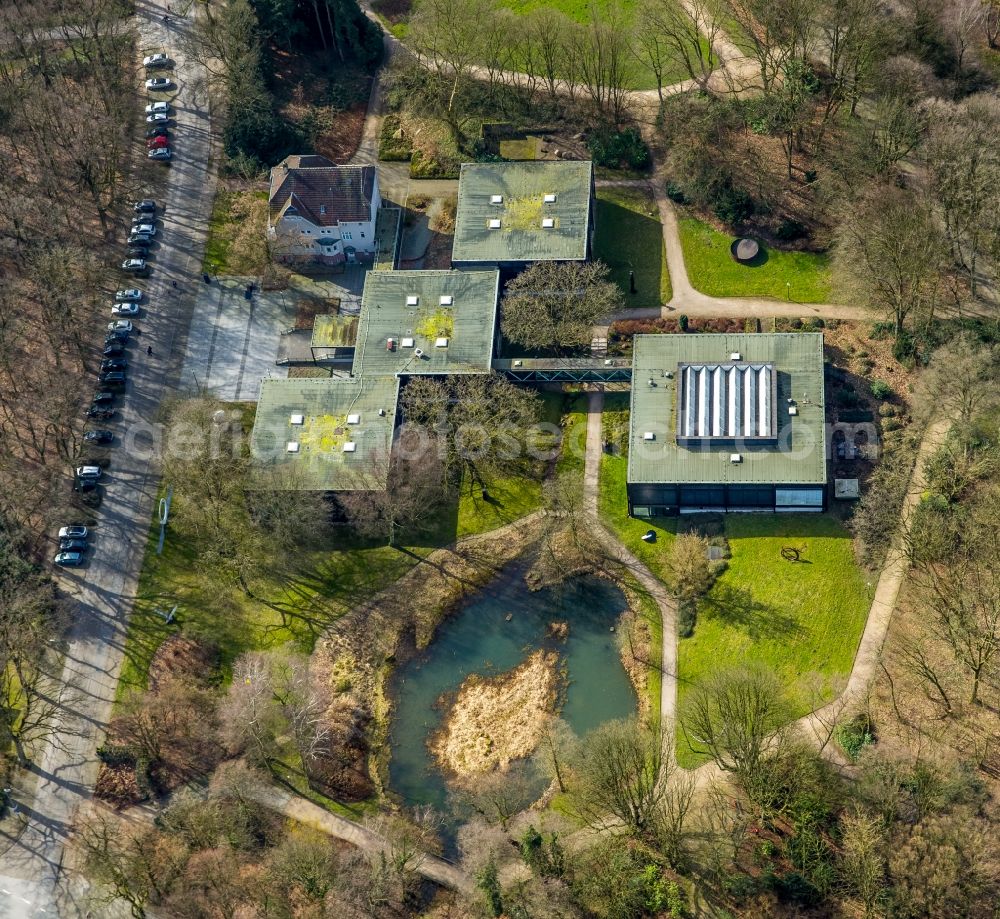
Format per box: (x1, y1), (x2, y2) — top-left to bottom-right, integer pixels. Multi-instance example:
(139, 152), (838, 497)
(352, 269), (499, 376)
(250, 376), (399, 491)
(628, 333), (826, 486)
(452, 161), (592, 264)
(311, 314), (358, 349)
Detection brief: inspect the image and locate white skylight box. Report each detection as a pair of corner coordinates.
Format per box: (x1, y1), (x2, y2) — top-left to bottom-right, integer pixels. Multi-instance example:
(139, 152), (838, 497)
(286, 442), (300, 453)
(730, 453), (743, 463)
(406, 295), (419, 306)
(347, 414), (360, 424)
(435, 337), (449, 348)
(544, 193), (556, 203)
(342, 442), (357, 453)
(730, 352), (741, 361)
(490, 194), (503, 204)
(439, 295), (453, 306)
(289, 413), (304, 425)
(643, 431), (655, 441)
(541, 218), (555, 228)
(788, 406), (798, 415)
(401, 337), (415, 347)
(488, 218), (502, 229)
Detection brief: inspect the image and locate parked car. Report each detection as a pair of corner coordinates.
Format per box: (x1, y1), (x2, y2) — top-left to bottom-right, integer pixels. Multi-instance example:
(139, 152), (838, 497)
(102, 341), (125, 357)
(54, 551), (84, 567)
(86, 406), (115, 420)
(145, 112), (169, 124)
(73, 479), (98, 494)
(146, 125), (169, 139)
(147, 147), (172, 161)
(144, 101), (169, 115)
(125, 245), (150, 258)
(115, 288), (143, 302)
(146, 136), (169, 150)
(112, 302), (139, 317)
(121, 259), (148, 275)
(143, 53), (170, 68)
(107, 320), (133, 334)
(75, 465), (102, 480)
(145, 77), (173, 91)
(91, 392), (116, 406)
(83, 430), (114, 445)
(59, 537), (88, 551)
(58, 525), (89, 539)
(134, 199), (157, 214)
(100, 358), (127, 372)
(99, 371), (127, 388)
(133, 223), (156, 237)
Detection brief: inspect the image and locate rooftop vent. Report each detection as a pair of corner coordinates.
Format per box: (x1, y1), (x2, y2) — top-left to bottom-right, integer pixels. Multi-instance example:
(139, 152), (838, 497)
(401, 337), (415, 348)
(435, 337), (449, 348)
(439, 295), (453, 306)
(488, 218), (501, 229)
(544, 193), (557, 203)
(788, 406), (798, 416)
(343, 442), (356, 453)
(406, 295), (419, 306)
(643, 432), (655, 441)
(490, 194), (503, 204)
(386, 337), (395, 351)
(513, 359), (523, 367)
(289, 413), (304, 425)
(541, 218), (555, 228)
(378, 408), (386, 417)
(730, 352), (741, 361)
(730, 453), (743, 464)
(414, 348), (424, 358)
(286, 441), (300, 453)
(347, 414), (360, 424)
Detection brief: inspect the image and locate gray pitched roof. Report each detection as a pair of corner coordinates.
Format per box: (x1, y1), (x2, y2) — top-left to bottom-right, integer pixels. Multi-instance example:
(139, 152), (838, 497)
(268, 161), (377, 227)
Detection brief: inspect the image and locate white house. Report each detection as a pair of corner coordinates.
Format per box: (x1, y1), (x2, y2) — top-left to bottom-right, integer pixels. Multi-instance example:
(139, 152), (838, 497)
(268, 155), (381, 266)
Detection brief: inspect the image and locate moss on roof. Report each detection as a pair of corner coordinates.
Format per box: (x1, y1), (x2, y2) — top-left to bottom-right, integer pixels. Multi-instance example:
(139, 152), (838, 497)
(311, 314), (359, 349)
(250, 376), (399, 491)
(352, 269), (499, 377)
(452, 161), (593, 264)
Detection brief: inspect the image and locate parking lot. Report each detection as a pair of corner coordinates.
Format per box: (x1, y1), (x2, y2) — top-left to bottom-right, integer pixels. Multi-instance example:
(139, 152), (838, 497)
(179, 277), (292, 400)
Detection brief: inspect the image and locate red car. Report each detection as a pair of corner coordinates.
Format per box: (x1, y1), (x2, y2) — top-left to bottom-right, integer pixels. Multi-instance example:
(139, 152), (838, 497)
(146, 135), (169, 149)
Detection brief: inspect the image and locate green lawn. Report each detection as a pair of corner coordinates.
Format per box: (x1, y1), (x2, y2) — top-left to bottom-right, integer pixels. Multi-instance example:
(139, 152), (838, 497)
(386, 0), (706, 91)
(119, 393), (575, 700)
(555, 393), (589, 484)
(677, 215), (833, 303)
(596, 395), (873, 767)
(595, 188), (672, 309)
(202, 189), (235, 274)
(676, 514), (873, 765)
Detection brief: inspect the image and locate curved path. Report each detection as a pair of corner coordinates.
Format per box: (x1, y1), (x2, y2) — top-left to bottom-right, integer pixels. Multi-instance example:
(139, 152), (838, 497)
(580, 377), (951, 778)
(583, 389), (678, 752)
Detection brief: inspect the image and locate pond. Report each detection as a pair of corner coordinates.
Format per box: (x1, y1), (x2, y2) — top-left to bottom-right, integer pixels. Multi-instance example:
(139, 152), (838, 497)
(389, 561), (637, 816)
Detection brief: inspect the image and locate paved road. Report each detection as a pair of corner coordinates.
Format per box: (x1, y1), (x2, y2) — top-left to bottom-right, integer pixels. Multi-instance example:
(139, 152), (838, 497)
(0, 1), (215, 915)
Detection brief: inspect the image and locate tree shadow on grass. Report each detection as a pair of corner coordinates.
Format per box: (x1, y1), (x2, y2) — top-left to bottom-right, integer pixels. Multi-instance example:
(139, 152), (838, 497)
(700, 583), (805, 641)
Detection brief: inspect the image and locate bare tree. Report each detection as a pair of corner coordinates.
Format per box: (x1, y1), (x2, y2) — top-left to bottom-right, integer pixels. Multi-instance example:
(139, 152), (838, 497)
(567, 717), (670, 837)
(681, 663), (795, 810)
(839, 807), (888, 917)
(578, 0), (635, 125)
(340, 445), (447, 547)
(833, 183), (947, 335)
(636, 0), (720, 95)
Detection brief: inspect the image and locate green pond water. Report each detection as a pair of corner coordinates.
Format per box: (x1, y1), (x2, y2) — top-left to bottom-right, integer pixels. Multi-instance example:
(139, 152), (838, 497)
(389, 563), (637, 815)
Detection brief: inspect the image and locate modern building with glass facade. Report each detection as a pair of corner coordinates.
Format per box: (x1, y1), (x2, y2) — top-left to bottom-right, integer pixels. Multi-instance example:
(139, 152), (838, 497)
(627, 333), (827, 516)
